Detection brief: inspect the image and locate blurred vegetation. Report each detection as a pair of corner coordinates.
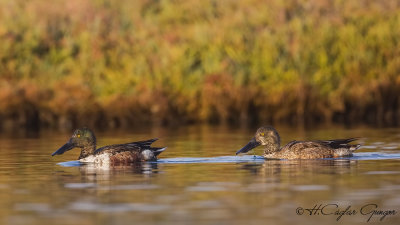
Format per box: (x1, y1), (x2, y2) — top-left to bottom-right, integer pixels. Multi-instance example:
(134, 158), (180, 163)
(0, 0), (400, 129)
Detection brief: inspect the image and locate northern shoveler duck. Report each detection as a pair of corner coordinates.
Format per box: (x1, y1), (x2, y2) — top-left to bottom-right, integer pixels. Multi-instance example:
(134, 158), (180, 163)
(52, 128), (166, 164)
(236, 126), (360, 159)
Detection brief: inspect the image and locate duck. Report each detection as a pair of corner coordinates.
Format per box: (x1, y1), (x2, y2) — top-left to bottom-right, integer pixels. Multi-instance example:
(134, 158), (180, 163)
(51, 128), (166, 164)
(236, 126), (360, 159)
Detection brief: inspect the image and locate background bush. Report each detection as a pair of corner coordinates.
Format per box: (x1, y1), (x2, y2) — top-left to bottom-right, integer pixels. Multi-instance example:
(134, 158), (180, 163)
(0, 0), (400, 129)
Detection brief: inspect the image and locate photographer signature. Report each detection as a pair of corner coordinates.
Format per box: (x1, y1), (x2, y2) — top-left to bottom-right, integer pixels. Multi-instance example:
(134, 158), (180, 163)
(296, 203), (396, 222)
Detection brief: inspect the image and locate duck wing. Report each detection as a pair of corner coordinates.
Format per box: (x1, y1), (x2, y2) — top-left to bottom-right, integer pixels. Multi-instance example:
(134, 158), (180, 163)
(282, 140), (325, 150)
(277, 138), (360, 159)
(284, 138), (358, 149)
(277, 140), (340, 159)
(94, 138), (166, 155)
(315, 138), (359, 149)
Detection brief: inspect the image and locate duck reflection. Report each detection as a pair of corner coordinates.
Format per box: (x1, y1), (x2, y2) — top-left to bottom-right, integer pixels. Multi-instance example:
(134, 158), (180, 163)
(77, 162), (160, 181)
(239, 159), (357, 176)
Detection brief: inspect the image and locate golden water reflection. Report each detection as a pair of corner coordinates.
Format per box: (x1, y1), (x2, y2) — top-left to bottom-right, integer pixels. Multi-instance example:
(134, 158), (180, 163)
(0, 125), (400, 225)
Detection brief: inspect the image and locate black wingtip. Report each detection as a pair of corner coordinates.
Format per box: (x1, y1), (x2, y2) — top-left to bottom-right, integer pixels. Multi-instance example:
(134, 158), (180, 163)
(347, 137), (360, 142)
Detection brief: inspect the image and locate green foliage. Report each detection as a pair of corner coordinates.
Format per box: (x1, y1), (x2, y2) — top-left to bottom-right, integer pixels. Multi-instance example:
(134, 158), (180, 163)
(0, 0), (400, 128)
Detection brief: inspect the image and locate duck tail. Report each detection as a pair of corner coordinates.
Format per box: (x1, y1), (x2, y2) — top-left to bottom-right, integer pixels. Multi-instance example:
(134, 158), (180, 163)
(134, 138), (166, 156)
(134, 138), (159, 147)
(349, 144), (361, 152)
(333, 143), (361, 157)
(151, 147), (167, 156)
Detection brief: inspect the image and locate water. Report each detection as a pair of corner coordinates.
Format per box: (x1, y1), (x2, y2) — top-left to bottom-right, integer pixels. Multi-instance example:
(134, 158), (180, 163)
(1, 125), (400, 225)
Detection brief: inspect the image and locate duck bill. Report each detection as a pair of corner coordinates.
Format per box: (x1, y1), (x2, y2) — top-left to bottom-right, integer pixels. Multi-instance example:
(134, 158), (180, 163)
(236, 138), (261, 155)
(52, 140), (76, 156)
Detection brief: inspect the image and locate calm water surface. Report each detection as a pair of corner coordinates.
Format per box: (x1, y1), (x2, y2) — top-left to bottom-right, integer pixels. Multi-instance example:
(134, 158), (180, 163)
(1, 126), (400, 225)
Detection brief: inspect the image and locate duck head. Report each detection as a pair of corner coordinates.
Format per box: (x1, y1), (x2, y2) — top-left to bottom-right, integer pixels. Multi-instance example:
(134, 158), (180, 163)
(52, 128), (96, 158)
(236, 126), (280, 155)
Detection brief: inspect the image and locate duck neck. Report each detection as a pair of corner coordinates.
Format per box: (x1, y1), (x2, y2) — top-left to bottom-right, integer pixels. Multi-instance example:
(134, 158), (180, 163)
(78, 144), (96, 159)
(263, 142), (280, 155)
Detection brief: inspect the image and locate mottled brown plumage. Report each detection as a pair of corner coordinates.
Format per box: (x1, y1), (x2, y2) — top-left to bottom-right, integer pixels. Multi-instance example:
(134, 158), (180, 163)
(236, 126), (360, 159)
(52, 128), (166, 164)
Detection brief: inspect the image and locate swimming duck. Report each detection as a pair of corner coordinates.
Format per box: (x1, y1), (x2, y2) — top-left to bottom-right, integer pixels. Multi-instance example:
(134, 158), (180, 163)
(236, 126), (360, 159)
(52, 128), (166, 164)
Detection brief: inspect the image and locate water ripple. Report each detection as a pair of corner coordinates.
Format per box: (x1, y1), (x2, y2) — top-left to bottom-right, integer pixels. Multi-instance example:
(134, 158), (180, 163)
(69, 202), (169, 213)
(64, 183), (159, 190)
(56, 152), (400, 168)
(14, 203), (50, 212)
(186, 186), (227, 192)
(365, 171), (400, 175)
(291, 185), (330, 191)
(64, 183), (97, 189)
(98, 184), (159, 190)
(158, 155), (265, 164)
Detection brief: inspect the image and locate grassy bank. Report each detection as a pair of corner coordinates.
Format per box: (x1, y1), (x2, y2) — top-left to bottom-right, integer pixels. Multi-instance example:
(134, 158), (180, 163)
(1, 0), (400, 129)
